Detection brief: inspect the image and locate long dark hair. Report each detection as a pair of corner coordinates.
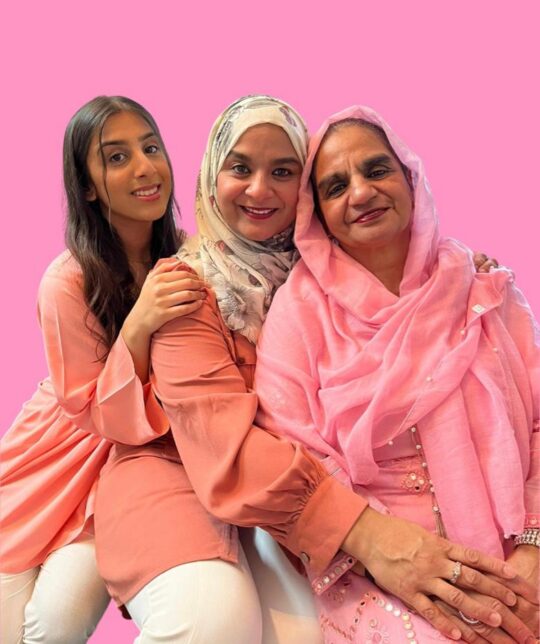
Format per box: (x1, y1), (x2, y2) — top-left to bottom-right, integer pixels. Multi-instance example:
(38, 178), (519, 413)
(63, 96), (184, 359)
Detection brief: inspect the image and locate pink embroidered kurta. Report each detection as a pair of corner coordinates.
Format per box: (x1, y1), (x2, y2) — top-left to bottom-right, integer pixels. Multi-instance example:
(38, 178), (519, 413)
(0, 251), (169, 573)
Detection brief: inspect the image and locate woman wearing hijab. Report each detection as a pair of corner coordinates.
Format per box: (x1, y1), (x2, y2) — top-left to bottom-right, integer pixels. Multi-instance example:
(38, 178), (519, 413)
(253, 106), (539, 642)
(97, 96), (522, 643)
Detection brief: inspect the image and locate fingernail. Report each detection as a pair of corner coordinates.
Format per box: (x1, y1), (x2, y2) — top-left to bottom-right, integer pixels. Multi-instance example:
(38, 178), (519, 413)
(488, 612), (502, 627)
(505, 592), (517, 606)
(502, 563), (517, 578)
(450, 628), (462, 640)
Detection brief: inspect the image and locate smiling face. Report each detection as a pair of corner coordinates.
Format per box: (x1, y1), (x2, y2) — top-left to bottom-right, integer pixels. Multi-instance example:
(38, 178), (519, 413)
(215, 124), (302, 242)
(314, 123), (413, 264)
(86, 110), (172, 231)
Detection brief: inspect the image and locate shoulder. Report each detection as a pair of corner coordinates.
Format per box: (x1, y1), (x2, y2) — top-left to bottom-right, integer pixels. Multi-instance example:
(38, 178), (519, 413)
(175, 234), (203, 279)
(259, 260), (323, 351)
(269, 259), (324, 317)
(38, 250), (84, 304)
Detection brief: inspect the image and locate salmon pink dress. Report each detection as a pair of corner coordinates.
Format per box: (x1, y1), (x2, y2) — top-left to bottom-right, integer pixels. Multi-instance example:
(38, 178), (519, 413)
(0, 251), (169, 574)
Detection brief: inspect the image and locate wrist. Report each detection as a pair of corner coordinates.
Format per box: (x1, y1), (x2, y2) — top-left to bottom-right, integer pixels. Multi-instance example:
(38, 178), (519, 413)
(121, 314), (151, 344)
(514, 528), (540, 548)
(342, 506), (381, 566)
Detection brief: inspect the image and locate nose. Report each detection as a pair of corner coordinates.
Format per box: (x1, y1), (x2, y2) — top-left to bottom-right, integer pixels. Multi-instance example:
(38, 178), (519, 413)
(133, 150), (157, 177)
(244, 172), (273, 201)
(349, 174), (377, 207)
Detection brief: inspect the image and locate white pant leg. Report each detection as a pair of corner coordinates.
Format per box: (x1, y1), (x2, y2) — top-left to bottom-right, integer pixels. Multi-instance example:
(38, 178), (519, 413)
(241, 529), (323, 644)
(126, 545), (262, 644)
(22, 538), (110, 643)
(0, 568), (39, 644)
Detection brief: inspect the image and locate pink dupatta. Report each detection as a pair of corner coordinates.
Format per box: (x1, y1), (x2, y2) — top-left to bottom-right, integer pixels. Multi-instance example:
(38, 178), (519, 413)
(255, 106), (539, 557)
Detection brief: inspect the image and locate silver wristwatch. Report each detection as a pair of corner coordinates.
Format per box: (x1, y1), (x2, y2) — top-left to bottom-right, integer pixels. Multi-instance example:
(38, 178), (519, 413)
(514, 528), (540, 547)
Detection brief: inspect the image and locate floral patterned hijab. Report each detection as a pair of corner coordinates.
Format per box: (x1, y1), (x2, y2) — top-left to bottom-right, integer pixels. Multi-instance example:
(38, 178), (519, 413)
(177, 95), (308, 343)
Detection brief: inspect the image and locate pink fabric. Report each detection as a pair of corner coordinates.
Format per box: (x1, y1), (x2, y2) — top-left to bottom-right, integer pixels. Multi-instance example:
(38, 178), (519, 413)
(0, 251), (169, 573)
(255, 106), (539, 559)
(315, 451), (456, 643)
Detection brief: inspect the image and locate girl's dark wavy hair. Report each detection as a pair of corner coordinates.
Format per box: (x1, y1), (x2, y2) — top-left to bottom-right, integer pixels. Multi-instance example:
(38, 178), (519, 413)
(63, 95), (184, 360)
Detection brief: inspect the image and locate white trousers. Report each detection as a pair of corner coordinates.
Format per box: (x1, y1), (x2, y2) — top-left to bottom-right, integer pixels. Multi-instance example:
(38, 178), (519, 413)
(126, 532), (322, 644)
(241, 529), (323, 644)
(125, 544), (262, 644)
(0, 538), (110, 644)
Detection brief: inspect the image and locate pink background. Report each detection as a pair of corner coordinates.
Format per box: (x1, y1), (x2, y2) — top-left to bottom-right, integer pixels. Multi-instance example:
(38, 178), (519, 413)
(2, 1), (538, 641)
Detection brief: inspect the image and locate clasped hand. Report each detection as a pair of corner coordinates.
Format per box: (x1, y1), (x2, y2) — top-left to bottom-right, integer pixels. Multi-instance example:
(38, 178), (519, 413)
(343, 508), (538, 643)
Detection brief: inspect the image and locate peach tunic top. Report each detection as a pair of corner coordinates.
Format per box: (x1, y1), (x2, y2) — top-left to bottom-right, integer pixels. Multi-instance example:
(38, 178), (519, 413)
(0, 251), (169, 573)
(95, 285), (367, 605)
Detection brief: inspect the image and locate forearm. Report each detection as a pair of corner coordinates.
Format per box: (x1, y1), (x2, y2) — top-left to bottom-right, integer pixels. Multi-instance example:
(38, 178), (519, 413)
(151, 298), (367, 571)
(40, 266), (168, 443)
(121, 315), (151, 384)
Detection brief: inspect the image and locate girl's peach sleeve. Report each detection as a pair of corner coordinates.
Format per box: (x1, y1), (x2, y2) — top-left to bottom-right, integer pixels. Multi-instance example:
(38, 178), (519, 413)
(38, 261), (169, 444)
(150, 293), (366, 574)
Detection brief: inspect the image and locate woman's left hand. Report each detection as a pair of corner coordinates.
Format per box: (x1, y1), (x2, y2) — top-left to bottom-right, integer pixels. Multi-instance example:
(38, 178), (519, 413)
(473, 252), (499, 273)
(435, 593), (535, 643)
(434, 546), (538, 643)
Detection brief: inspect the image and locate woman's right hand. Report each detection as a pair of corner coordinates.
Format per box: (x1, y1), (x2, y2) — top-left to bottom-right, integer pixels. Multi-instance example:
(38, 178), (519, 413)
(343, 508), (537, 642)
(126, 258), (207, 337)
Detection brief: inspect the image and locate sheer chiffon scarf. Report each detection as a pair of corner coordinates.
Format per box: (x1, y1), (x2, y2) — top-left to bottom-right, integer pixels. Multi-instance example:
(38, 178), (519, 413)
(255, 106), (539, 556)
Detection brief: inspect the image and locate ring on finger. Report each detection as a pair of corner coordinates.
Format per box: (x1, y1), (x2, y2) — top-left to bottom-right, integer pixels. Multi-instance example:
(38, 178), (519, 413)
(449, 560), (462, 585)
(458, 610), (481, 626)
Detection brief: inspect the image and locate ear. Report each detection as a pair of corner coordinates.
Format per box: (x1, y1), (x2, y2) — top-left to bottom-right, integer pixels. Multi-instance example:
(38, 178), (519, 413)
(86, 184), (97, 201)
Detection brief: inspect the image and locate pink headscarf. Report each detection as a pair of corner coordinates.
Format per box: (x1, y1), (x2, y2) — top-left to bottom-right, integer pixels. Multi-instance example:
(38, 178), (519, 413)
(255, 106), (539, 556)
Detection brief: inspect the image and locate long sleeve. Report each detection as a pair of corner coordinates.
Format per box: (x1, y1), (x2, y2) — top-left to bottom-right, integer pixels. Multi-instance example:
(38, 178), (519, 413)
(38, 255), (169, 445)
(150, 291), (366, 573)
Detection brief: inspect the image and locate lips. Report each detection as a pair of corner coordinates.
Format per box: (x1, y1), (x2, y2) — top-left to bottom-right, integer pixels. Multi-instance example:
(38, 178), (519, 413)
(240, 206), (278, 220)
(132, 184), (161, 200)
(351, 207), (388, 224)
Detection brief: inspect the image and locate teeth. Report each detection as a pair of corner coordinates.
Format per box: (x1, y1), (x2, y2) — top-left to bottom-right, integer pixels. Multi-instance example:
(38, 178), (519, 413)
(244, 207), (274, 215)
(134, 186), (159, 197)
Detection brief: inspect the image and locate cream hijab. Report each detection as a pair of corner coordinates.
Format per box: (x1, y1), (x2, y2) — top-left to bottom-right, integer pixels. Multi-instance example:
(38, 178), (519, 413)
(177, 95), (308, 343)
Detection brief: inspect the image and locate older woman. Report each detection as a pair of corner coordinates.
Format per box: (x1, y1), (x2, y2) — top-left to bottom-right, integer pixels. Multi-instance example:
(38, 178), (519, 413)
(254, 106), (539, 643)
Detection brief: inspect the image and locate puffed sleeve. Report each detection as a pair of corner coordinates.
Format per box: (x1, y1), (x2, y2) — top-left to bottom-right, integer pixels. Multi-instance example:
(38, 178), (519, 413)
(38, 256), (169, 444)
(499, 280), (540, 526)
(150, 288), (367, 574)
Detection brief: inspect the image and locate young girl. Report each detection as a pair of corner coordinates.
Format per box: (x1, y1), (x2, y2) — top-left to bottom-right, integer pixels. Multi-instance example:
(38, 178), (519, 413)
(0, 96), (205, 643)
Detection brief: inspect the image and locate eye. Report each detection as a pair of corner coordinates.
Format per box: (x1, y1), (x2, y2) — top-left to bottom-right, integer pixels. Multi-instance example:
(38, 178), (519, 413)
(368, 166), (391, 179)
(327, 182), (346, 197)
(108, 152), (127, 164)
(145, 143), (160, 154)
(273, 168), (293, 178)
(232, 164), (249, 176)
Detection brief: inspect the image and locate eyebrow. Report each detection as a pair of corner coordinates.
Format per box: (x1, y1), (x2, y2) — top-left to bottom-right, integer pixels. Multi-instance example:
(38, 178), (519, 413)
(226, 151), (301, 167)
(317, 153), (394, 192)
(99, 131), (156, 150)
